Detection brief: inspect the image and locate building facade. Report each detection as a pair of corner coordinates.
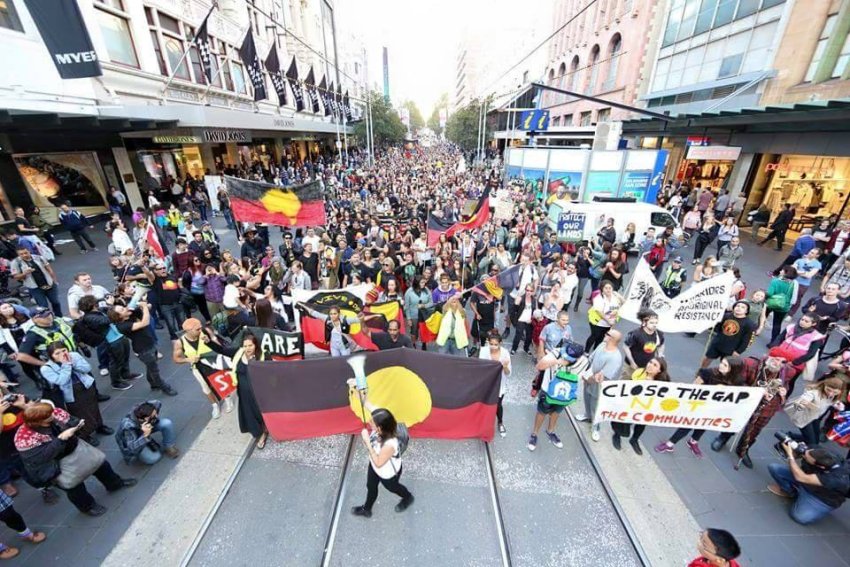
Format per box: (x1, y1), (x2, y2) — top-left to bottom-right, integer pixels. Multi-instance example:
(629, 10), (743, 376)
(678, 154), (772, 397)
(0, 0), (358, 223)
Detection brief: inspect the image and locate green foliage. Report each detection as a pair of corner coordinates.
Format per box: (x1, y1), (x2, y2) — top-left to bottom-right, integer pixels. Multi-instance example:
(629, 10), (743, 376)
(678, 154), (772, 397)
(401, 100), (425, 131)
(353, 91), (407, 146)
(445, 99), (491, 151)
(427, 93), (449, 135)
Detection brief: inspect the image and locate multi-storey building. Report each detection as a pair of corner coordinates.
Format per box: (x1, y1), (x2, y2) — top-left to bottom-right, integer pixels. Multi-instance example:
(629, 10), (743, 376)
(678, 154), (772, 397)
(0, 0), (358, 223)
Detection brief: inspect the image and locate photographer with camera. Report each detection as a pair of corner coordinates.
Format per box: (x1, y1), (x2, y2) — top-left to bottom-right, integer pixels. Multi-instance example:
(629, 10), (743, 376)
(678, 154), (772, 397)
(768, 439), (850, 524)
(115, 400), (179, 464)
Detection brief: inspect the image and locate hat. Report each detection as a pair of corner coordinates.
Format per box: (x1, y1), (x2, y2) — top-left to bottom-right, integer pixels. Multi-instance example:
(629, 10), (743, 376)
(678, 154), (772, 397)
(560, 341), (585, 362)
(182, 318), (203, 332)
(671, 256), (683, 263)
(32, 306), (53, 318)
(243, 225), (257, 234)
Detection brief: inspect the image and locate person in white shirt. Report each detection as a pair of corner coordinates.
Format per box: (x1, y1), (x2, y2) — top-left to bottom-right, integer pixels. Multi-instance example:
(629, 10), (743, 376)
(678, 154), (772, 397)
(109, 221), (134, 255)
(302, 228), (321, 253)
(67, 273), (111, 319)
(479, 330), (511, 437)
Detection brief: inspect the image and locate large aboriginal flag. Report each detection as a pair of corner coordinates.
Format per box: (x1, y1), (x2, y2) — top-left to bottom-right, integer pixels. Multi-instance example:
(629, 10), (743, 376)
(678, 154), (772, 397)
(426, 186), (491, 246)
(225, 175), (325, 227)
(248, 349), (502, 441)
(470, 264), (522, 301)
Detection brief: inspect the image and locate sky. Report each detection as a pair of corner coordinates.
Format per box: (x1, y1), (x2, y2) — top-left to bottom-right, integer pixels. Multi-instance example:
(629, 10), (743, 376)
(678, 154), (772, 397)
(339, 0), (555, 117)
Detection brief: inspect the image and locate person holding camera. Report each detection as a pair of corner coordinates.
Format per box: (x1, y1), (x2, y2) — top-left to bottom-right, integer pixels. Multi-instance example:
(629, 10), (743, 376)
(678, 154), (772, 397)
(115, 400), (179, 464)
(784, 377), (845, 447)
(347, 382), (413, 518)
(768, 443), (850, 524)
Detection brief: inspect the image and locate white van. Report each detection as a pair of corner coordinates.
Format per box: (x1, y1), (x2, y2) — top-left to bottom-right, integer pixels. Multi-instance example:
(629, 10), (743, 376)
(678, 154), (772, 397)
(546, 197), (679, 245)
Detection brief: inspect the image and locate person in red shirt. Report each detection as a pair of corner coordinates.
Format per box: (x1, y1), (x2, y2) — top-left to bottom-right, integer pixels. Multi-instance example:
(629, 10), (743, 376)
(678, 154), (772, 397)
(688, 528), (741, 567)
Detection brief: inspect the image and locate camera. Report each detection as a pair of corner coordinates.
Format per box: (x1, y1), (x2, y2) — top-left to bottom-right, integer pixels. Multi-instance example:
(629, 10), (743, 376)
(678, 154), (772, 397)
(773, 431), (808, 458)
(1, 393), (17, 404)
(145, 416), (159, 427)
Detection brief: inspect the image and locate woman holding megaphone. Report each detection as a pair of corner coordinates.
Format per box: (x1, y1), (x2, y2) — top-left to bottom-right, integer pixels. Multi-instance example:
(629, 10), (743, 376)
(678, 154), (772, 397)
(347, 378), (414, 518)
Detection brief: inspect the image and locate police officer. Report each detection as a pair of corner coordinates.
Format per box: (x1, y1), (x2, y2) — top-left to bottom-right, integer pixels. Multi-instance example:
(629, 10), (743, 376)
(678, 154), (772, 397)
(14, 307), (110, 406)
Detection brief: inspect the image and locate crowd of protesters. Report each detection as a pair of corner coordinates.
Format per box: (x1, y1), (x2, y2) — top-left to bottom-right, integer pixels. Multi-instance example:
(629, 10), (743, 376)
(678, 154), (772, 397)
(0, 143), (846, 557)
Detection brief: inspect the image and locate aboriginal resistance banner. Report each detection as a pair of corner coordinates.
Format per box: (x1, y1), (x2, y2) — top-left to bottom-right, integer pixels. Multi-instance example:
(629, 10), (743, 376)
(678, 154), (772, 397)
(426, 186), (491, 246)
(619, 259), (735, 333)
(593, 380), (764, 433)
(233, 327), (304, 361)
(248, 349), (502, 441)
(225, 175), (325, 227)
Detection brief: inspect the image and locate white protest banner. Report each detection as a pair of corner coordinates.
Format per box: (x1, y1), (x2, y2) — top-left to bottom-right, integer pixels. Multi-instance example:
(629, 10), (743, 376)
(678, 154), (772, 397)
(594, 380), (764, 433)
(494, 190), (514, 221)
(204, 175), (224, 212)
(619, 259), (734, 333)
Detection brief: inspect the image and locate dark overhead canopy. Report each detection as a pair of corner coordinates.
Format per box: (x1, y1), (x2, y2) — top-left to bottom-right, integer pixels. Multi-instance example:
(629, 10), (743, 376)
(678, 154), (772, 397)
(621, 98), (850, 136)
(0, 110), (178, 133)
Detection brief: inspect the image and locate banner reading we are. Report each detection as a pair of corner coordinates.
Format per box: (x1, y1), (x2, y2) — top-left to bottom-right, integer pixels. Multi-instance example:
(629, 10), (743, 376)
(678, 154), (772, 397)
(593, 380), (764, 433)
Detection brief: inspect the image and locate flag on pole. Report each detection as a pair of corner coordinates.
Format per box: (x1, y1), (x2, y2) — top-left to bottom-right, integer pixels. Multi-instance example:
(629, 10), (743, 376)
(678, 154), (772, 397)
(286, 57), (304, 111)
(247, 349), (502, 441)
(328, 81), (338, 121)
(143, 217), (165, 259)
(343, 91), (352, 122)
(238, 30), (267, 102)
(265, 47), (287, 106)
(224, 175), (325, 227)
(305, 67), (321, 113)
(318, 76), (332, 116)
(194, 10), (214, 83)
(470, 264), (522, 301)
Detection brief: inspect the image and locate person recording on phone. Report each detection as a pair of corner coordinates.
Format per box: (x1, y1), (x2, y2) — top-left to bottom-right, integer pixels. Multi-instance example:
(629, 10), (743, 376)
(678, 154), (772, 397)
(347, 379), (414, 518)
(767, 442), (849, 525)
(115, 400), (179, 465)
(39, 342), (111, 447)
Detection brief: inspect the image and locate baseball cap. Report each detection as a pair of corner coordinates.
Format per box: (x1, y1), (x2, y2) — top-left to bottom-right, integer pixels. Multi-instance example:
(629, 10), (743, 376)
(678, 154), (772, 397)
(671, 256), (683, 263)
(560, 341), (585, 362)
(32, 306), (53, 318)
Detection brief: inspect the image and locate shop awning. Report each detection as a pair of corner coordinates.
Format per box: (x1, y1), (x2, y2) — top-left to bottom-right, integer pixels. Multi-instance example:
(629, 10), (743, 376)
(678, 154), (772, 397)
(621, 98), (850, 136)
(0, 110), (178, 133)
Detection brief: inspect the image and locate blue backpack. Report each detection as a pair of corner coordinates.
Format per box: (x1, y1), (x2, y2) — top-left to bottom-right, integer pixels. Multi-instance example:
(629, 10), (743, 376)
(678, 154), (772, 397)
(544, 368), (580, 406)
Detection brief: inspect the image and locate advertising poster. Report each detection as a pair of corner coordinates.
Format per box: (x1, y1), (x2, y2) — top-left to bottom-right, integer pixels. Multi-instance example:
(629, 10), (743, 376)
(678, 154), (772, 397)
(14, 152), (108, 209)
(618, 170), (652, 201)
(519, 167), (546, 198)
(583, 171), (620, 202)
(547, 171), (582, 204)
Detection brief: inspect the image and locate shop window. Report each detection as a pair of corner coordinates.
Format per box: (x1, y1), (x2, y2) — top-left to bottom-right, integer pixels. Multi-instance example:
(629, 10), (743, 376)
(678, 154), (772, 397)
(806, 15), (837, 82)
(0, 0), (23, 32)
(94, 0), (139, 67)
(832, 34), (850, 78)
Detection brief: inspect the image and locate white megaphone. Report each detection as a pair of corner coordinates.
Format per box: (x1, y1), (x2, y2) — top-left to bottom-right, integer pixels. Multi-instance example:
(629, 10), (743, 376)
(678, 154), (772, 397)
(347, 354), (368, 391)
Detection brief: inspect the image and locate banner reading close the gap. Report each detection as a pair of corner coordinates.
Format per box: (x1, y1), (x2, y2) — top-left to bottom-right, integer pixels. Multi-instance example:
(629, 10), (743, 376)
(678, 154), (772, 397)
(593, 380), (764, 433)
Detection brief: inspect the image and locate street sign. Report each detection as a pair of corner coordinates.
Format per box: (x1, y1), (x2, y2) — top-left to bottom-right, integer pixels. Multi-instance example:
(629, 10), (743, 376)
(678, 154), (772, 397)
(557, 211), (585, 242)
(518, 109), (550, 131)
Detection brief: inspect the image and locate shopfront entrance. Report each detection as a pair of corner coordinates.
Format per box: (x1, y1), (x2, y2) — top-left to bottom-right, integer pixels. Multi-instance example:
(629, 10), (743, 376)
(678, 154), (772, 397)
(675, 145), (742, 191)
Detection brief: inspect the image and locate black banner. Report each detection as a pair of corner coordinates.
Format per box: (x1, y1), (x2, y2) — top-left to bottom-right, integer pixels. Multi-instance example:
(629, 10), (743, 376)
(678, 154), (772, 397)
(286, 57), (305, 112)
(343, 91), (353, 122)
(329, 82), (338, 121)
(194, 12), (214, 83)
(265, 47), (287, 107)
(304, 67), (321, 113)
(239, 327), (304, 361)
(318, 76), (332, 117)
(239, 30), (267, 102)
(24, 0), (102, 79)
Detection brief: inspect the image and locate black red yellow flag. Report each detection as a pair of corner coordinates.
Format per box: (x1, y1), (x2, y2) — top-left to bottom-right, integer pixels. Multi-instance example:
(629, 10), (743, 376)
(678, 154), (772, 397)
(225, 175), (325, 227)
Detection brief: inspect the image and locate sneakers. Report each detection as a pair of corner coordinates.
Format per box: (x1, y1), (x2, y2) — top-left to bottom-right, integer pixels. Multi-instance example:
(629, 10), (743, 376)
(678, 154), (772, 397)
(395, 495), (414, 513)
(84, 503), (107, 516)
(711, 437), (727, 452)
(527, 434), (538, 451)
(654, 441), (674, 454)
(99, 368), (109, 377)
(211, 403), (221, 419)
(546, 431), (563, 449)
(163, 446), (180, 459)
(686, 439), (703, 458)
(591, 428), (600, 442)
(128, 373), (143, 380)
(510, 349), (517, 355)
(351, 505), (372, 518)
(96, 393), (111, 402)
(96, 425), (114, 435)
(112, 381), (133, 391)
(222, 396), (235, 414)
(160, 382), (178, 396)
(573, 413), (589, 422)
(498, 423), (507, 438)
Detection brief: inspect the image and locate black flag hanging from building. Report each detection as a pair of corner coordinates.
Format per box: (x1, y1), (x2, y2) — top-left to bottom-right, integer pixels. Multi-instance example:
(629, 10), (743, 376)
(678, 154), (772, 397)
(286, 57), (305, 112)
(265, 47), (287, 106)
(194, 11), (214, 83)
(328, 81), (338, 121)
(239, 30), (267, 102)
(318, 76), (332, 117)
(304, 67), (321, 113)
(343, 91), (353, 122)
(24, 0), (102, 79)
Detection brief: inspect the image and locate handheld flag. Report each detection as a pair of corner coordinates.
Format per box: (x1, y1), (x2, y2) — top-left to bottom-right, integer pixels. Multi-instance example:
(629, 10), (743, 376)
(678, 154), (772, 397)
(470, 264), (522, 301)
(248, 349), (502, 441)
(426, 186), (492, 246)
(224, 175), (325, 227)
(143, 217), (165, 259)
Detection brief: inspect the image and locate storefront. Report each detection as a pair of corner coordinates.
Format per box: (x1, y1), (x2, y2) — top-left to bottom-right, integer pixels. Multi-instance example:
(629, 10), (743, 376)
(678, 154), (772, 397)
(675, 145), (742, 192)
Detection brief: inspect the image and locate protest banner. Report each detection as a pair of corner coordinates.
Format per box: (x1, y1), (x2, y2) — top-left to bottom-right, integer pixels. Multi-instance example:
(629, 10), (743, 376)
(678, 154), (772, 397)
(242, 327), (304, 361)
(494, 189), (514, 221)
(593, 380), (764, 433)
(619, 259), (735, 333)
(556, 211), (586, 242)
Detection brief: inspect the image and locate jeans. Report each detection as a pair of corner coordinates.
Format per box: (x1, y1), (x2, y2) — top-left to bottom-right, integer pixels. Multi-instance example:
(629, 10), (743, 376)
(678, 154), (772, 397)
(70, 229), (96, 251)
(584, 380), (600, 431)
(107, 338), (131, 385)
(768, 463), (836, 524)
(29, 284), (62, 316)
(669, 428), (706, 444)
(95, 341), (110, 371)
(438, 338), (467, 356)
(137, 348), (163, 388)
(511, 321), (532, 352)
(751, 221), (767, 240)
(160, 303), (185, 340)
(137, 418), (176, 465)
(363, 464), (412, 511)
(222, 209), (236, 230)
(574, 277), (589, 308)
(64, 461), (123, 512)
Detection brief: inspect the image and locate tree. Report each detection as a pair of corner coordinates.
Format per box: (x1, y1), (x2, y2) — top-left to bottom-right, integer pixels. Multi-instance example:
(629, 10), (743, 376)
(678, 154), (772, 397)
(401, 100), (425, 132)
(353, 91), (406, 147)
(427, 93), (449, 135)
(445, 98), (492, 151)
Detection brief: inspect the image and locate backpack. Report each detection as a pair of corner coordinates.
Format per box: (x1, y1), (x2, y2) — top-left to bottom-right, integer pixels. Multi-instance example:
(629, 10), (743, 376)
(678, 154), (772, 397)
(544, 367), (580, 406)
(72, 313), (108, 347)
